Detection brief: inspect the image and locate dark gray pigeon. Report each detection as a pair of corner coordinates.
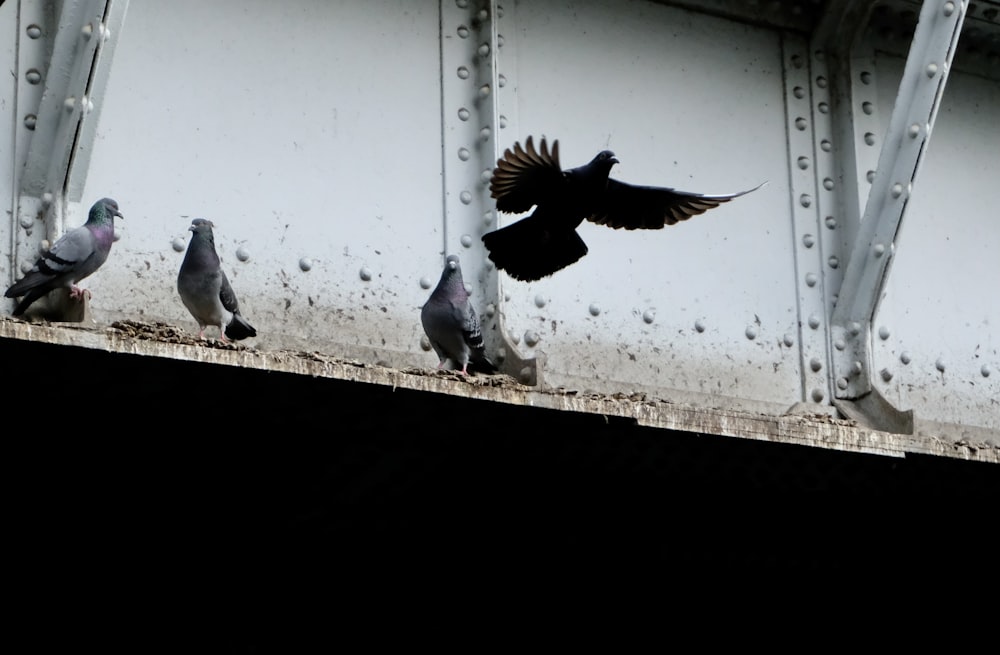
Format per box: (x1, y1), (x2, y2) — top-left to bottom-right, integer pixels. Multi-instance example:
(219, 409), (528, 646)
(177, 218), (256, 342)
(5, 197), (123, 316)
(421, 254), (497, 375)
(482, 136), (765, 281)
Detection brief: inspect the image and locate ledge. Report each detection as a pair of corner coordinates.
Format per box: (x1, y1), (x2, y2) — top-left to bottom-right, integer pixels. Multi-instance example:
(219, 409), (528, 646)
(2, 316), (997, 464)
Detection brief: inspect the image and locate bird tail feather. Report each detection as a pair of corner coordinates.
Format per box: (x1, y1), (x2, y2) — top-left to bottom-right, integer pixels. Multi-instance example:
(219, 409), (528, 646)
(482, 217), (588, 281)
(225, 314), (257, 340)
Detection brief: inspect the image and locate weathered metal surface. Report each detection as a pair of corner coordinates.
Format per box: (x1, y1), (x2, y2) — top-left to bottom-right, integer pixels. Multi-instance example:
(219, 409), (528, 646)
(2, 316), (996, 462)
(2, 0), (997, 448)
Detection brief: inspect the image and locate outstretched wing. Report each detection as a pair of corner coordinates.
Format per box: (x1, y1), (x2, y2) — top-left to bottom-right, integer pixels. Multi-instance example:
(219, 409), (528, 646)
(588, 180), (766, 230)
(489, 136), (564, 214)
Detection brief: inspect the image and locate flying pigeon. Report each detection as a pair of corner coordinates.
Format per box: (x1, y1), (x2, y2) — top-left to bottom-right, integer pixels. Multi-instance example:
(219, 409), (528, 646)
(421, 254), (497, 375)
(482, 136), (765, 281)
(177, 218), (257, 342)
(5, 197), (123, 316)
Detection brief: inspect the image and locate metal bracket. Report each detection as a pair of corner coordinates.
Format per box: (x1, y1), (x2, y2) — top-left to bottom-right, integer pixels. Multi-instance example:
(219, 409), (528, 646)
(830, 0), (967, 400)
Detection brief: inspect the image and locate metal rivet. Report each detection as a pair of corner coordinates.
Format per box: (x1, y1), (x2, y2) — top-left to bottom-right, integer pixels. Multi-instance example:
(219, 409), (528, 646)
(695, 319), (706, 333)
(21, 261), (34, 274)
(497, 6), (504, 18)
(828, 256), (839, 269)
(860, 71), (872, 84)
(878, 325), (890, 340)
(419, 276), (432, 290)
(483, 210), (494, 225)
(534, 295), (546, 308)
(890, 184), (904, 199)
(800, 194), (812, 208)
(479, 126), (491, 140)
(498, 74), (507, 88)
(797, 156), (810, 170)
(19, 215), (33, 229)
(848, 322), (861, 336)
(457, 66), (470, 79)
(420, 335), (432, 351)
(783, 334), (794, 347)
(457, 25), (469, 38)
(456, 0), (468, 8)
(900, 351), (911, 365)
(524, 331), (540, 347)
(498, 115), (507, 129)
(808, 315), (820, 330)
(873, 243), (885, 257)
(834, 338), (846, 351)
(509, 332), (520, 344)
(825, 216), (837, 229)
(518, 367), (533, 384)
(359, 266), (372, 281)
(852, 361), (863, 375)
(299, 257), (313, 272)
(862, 101), (874, 115)
(478, 84), (490, 99)
(880, 368), (893, 382)
(478, 43), (490, 57)
(943, 1), (956, 17)
(235, 246), (250, 262)
(25, 69), (42, 85)
(460, 234), (473, 248)
(908, 123), (921, 138)
(589, 303), (600, 316)
(818, 102), (829, 114)
(26, 24), (42, 39)
(477, 8), (488, 21)
(925, 62), (938, 78)
(866, 170), (875, 183)
(816, 76), (827, 88)
(24, 113), (37, 129)
(170, 238), (186, 252)
(463, 282), (472, 295)
(820, 139), (832, 152)
(82, 22), (93, 39)
(810, 358), (822, 372)
(811, 388), (825, 402)
(41, 192), (52, 207)
(802, 234), (815, 248)
(981, 364), (991, 378)
(459, 191), (472, 204)
(791, 54), (804, 69)
(481, 169), (492, 184)
(458, 147), (470, 161)
(793, 86), (805, 99)
(795, 117), (807, 130)
(457, 108), (470, 121)
(64, 97), (76, 111)
(643, 310), (655, 324)
(823, 177), (834, 190)
(864, 132), (875, 146)
(745, 325), (758, 340)
(485, 303), (495, 318)
(935, 358), (946, 372)
(805, 273), (817, 287)
(837, 377), (849, 390)
(504, 293), (510, 302)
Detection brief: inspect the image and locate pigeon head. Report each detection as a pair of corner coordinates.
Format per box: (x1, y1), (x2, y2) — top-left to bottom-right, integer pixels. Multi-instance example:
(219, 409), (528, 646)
(446, 254), (460, 271)
(97, 197), (124, 220)
(189, 218), (216, 234)
(593, 149), (618, 167)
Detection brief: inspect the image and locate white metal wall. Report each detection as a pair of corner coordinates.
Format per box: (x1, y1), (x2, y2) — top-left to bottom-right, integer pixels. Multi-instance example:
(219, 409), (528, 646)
(2, 0), (997, 437)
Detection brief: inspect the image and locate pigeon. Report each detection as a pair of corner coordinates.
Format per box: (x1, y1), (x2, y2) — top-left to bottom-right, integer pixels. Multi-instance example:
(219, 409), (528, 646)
(421, 254), (497, 375)
(5, 197), (123, 316)
(177, 218), (257, 342)
(482, 136), (765, 281)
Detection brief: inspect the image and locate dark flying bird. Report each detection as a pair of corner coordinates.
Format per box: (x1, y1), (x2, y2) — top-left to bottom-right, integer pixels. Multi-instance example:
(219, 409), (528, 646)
(421, 254), (497, 375)
(177, 218), (257, 343)
(5, 197), (123, 316)
(482, 136), (765, 281)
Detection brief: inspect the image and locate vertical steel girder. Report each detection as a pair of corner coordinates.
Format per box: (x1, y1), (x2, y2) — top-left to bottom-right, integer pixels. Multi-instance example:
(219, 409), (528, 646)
(18, 0), (128, 241)
(439, 0), (536, 385)
(830, 0), (967, 408)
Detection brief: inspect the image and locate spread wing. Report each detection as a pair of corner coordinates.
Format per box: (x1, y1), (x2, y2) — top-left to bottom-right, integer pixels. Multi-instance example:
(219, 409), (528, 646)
(588, 180), (766, 230)
(489, 136), (564, 214)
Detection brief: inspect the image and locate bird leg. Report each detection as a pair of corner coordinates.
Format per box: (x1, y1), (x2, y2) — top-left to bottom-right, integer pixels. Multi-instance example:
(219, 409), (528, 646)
(69, 286), (91, 301)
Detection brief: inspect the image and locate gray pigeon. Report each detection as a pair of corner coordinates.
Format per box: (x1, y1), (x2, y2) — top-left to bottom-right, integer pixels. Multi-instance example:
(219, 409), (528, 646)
(483, 136), (765, 280)
(177, 218), (257, 342)
(421, 254), (497, 375)
(5, 197), (123, 316)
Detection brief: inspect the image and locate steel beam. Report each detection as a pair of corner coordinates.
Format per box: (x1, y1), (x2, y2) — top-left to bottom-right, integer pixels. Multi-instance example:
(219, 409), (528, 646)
(831, 0), (968, 403)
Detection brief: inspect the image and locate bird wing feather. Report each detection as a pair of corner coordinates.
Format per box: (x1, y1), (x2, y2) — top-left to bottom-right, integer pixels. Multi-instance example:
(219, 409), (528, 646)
(588, 180), (766, 230)
(489, 135), (564, 214)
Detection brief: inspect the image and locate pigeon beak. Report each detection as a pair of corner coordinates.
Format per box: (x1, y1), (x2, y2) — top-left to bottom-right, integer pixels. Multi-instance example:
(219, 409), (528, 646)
(115, 209), (124, 219)
(610, 156), (619, 165)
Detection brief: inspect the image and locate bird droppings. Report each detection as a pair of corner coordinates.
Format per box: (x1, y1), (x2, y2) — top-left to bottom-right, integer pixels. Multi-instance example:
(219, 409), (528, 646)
(1, 316), (997, 464)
